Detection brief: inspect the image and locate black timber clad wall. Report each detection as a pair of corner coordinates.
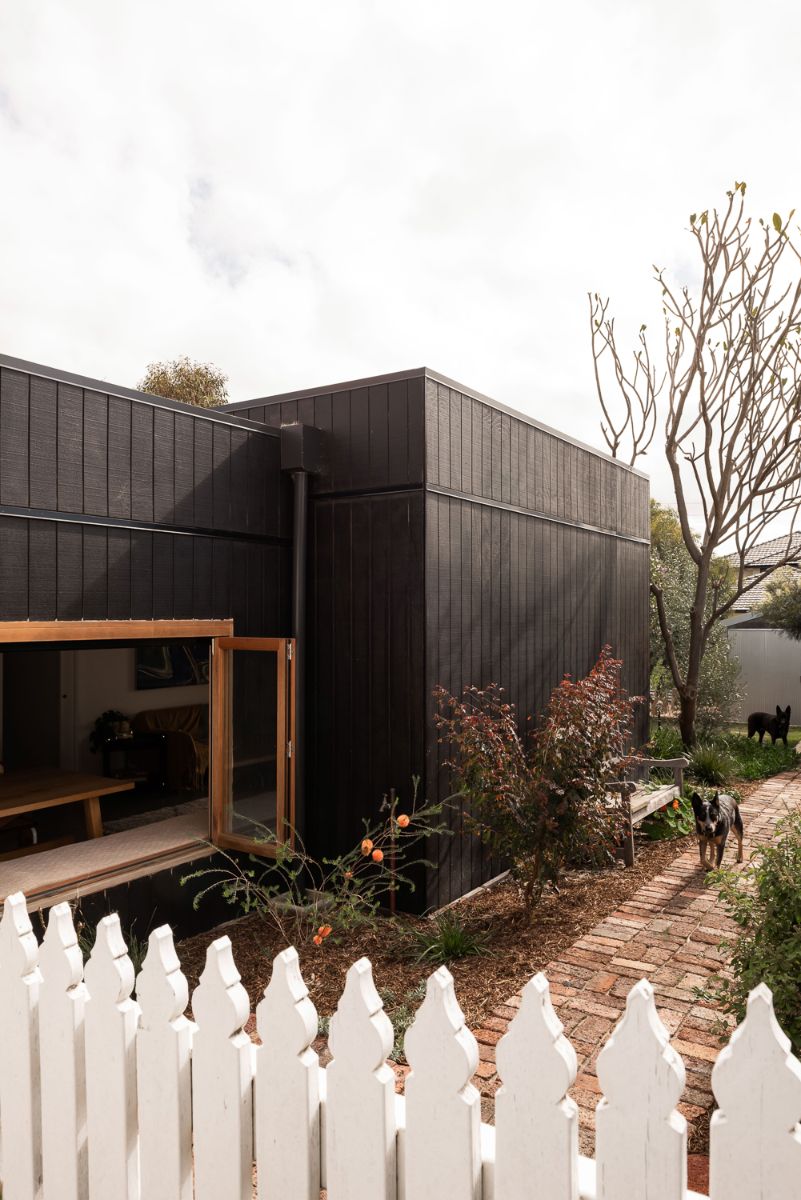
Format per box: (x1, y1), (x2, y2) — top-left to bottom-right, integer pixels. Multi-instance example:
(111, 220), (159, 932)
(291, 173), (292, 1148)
(231, 376), (428, 866)
(423, 378), (650, 907)
(236, 374), (426, 493)
(0, 360), (292, 634)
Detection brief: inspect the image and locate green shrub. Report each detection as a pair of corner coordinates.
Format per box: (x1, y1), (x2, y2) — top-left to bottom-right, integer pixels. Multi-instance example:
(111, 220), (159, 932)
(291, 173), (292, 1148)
(688, 742), (733, 786)
(641, 793), (694, 840)
(409, 911), (490, 964)
(647, 722), (685, 759)
(722, 732), (797, 781)
(701, 810), (801, 1055)
(435, 647), (639, 909)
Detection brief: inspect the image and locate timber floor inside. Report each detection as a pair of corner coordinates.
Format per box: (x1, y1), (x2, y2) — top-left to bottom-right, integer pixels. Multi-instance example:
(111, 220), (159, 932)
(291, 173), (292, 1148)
(0, 810), (211, 909)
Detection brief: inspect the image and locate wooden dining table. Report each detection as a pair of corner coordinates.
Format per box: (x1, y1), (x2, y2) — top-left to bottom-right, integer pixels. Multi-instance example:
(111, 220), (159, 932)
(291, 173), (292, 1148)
(0, 768), (135, 853)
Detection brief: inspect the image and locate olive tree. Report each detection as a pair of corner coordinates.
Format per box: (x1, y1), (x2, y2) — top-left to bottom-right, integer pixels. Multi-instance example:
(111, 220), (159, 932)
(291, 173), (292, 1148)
(138, 356), (228, 409)
(591, 182), (801, 745)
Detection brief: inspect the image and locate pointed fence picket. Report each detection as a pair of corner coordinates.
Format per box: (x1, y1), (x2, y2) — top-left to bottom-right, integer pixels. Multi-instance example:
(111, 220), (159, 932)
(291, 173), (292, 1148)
(325, 957), (397, 1200)
(136, 926), (195, 1200)
(191, 936), (254, 1200)
(84, 914), (141, 1200)
(0, 892), (42, 1200)
(595, 978), (687, 1200)
(404, 966), (482, 1200)
(2, 888), (801, 1200)
(255, 947), (320, 1200)
(38, 903), (88, 1200)
(494, 972), (579, 1200)
(710, 983), (801, 1200)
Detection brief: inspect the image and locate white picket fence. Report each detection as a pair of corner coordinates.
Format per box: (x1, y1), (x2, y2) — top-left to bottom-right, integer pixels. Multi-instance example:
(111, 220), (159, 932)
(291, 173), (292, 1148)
(1, 891), (800, 1200)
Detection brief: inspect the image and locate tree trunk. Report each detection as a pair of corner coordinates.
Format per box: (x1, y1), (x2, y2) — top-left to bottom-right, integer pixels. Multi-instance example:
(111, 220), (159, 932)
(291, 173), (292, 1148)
(678, 691), (697, 748)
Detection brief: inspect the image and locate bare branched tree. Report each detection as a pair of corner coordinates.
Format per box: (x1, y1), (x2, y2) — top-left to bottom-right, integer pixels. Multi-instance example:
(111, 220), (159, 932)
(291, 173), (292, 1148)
(591, 182), (801, 744)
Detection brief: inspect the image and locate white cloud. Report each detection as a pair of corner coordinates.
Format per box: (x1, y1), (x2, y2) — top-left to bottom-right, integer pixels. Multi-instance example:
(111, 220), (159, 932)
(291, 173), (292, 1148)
(2, 0), (801, 530)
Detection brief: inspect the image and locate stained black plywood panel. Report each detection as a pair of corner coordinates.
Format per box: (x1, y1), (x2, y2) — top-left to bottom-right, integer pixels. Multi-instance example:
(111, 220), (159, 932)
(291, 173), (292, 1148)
(131, 404), (154, 523)
(1, 368), (29, 508)
(193, 422), (213, 528)
(152, 533), (174, 619)
(173, 413), (194, 526)
(107, 527), (132, 619)
(230, 540), (249, 631)
(82, 525), (108, 619)
(56, 522), (83, 619)
(29, 376), (58, 511)
(212, 540), (231, 618)
(57, 383), (83, 514)
(0, 518), (28, 617)
(130, 532), (153, 619)
(153, 409), (175, 525)
(246, 435), (266, 536)
(108, 397), (132, 520)
(192, 536), (213, 617)
(212, 425), (231, 531)
(330, 394), (351, 492)
(83, 391), (108, 516)
(367, 384), (388, 489)
(172, 536), (193, 619)
(28, 521), (57, 620)
(229, 429), (248, 534)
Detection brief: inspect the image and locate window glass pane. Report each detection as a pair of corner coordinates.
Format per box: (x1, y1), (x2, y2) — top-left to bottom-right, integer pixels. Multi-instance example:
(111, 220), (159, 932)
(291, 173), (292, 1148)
(229, 650), (279, 838)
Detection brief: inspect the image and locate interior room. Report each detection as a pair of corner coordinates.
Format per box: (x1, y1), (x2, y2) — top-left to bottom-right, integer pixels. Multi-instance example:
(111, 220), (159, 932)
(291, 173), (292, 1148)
(0, 639), (212, 872)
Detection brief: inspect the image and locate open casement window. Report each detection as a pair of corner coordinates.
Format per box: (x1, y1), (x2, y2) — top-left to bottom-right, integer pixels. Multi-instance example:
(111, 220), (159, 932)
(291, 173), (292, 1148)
(210, 637), (295, 855)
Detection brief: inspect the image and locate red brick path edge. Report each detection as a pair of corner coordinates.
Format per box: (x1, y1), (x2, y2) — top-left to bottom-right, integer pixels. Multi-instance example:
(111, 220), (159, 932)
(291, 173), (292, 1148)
(466, 769), (801, 1161)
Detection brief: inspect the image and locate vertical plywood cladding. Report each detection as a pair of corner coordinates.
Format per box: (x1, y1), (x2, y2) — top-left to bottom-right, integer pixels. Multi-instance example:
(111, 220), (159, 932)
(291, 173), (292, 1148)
(0, 355), (292, 638)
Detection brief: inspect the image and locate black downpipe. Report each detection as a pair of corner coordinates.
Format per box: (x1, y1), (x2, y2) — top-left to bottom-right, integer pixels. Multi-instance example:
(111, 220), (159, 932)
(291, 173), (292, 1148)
(291, 469), (309, 839)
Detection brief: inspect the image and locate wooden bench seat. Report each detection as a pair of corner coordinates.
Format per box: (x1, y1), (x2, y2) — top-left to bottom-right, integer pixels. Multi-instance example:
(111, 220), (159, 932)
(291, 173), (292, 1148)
(621, 757), (688, 866)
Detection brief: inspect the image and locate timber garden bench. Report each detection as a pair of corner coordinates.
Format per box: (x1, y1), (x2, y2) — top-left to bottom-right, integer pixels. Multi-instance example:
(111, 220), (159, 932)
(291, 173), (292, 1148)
(617, 756), (689, 866)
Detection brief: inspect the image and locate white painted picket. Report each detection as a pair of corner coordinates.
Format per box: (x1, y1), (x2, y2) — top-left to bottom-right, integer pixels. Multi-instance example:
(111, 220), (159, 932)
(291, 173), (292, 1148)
(38, 903), (88, 1200)
(1, 888), (801, 1200)
(136, 926), (195, 1200)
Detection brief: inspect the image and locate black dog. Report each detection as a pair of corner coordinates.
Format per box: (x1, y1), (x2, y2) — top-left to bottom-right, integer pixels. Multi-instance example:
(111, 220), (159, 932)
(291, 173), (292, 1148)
(690, 792), (744, 871)
(747, 706), (791, 747)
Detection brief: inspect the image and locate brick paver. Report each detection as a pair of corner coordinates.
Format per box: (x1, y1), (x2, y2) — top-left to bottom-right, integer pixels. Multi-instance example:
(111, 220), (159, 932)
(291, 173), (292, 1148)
(470, 770), (801, 1153)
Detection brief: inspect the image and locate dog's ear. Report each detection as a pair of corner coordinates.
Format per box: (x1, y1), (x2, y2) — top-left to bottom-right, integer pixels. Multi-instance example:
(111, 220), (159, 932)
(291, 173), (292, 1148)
(785, 706), (792, 719)
(709, 792), (720, 812)
(690, 792), (704, 816)
(777, 705), (784, 719)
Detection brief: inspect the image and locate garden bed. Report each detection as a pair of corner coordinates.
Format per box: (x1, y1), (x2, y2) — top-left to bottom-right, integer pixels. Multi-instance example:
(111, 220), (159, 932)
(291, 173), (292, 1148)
(176, 830), (696, 1038)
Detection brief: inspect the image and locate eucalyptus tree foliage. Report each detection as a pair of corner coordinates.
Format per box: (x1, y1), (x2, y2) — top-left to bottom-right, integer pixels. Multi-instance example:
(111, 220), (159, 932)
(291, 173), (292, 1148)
(591, 182), (801, 744)
(139, 356), (228, 409)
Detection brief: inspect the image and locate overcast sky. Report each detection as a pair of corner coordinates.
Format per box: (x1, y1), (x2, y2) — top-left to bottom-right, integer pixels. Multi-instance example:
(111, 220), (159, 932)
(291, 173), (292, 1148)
(2, 0), (801, 519)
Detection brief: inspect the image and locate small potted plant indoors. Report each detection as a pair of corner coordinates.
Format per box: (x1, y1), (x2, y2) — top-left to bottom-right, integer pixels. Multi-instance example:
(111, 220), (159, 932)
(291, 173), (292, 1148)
(88, 709), (129, 753)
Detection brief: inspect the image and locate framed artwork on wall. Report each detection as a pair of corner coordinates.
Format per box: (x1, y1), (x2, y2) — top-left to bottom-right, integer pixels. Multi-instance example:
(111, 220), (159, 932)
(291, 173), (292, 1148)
(135, 641), (211, 690)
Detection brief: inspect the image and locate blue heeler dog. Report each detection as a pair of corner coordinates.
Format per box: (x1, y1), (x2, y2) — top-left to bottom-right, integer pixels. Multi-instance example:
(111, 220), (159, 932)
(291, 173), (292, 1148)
(690, 791), (744, 871)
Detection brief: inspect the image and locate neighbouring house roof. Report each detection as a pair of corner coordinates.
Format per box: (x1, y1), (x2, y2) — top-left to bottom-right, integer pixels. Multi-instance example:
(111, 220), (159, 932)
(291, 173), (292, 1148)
(730, 567), (801, 613)
(727, 533), (801, 614)
(727, 531), (801, 570)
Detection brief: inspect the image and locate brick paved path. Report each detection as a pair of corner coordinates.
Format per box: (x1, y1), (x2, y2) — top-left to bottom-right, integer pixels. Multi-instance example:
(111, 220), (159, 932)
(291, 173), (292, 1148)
(470, 770), (801, 1153)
